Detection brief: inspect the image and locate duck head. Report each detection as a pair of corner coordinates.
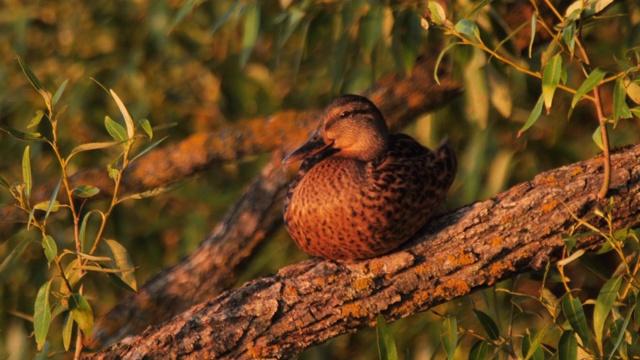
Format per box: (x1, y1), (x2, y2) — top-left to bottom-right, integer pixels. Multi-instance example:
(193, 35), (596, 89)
(283, 95), (389, 164)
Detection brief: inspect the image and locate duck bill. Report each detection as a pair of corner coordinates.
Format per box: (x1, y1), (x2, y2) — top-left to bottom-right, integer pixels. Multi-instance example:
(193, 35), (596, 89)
(283, 130), (333, 164)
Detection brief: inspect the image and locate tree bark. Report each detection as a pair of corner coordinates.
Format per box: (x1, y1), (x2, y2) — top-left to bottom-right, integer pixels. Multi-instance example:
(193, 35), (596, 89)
(87, 143), (640, 359)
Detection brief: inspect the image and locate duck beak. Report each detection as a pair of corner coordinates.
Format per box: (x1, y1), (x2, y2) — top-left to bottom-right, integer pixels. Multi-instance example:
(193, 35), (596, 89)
(282, 130), (333, 164)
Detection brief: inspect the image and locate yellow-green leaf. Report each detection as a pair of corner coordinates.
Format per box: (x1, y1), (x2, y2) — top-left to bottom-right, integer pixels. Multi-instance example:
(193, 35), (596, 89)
(109, 89), (135, 139)
(22, 146), (32, 200)
(42, 235), (57, 266)
(43, 177), (62, 221)
(52, 79), (69, 107)
(613, 77), (632, 124)
(34, 200), (60, 213)
(68, 141), (119, 161)
(571, 68), (606, 108)
(441, 315), (457, 360)
(594, 275), (623, 348)
(72, 185), (100, 198)
(28, 110), (45, 129)
(518, 94), (545, 137)
(106, 239), (137, 291)
(139, 119), (153, 139)
(0, 126), (43, 141)
(240, 3), (260, 67)
(376, 314), (397, 360)
(69, 293), (93, 339)
(0, 237), (32, 276)
(523, 328), (546, 360)
(562, 295), (589, 346)
(17, 55), (45, 91)
(34, 281), (52, 350)
(592, 125), (605, 151)
(105, 116), (127, 143)
(542, 54), (563, 112)
(62, 312), (74, 351)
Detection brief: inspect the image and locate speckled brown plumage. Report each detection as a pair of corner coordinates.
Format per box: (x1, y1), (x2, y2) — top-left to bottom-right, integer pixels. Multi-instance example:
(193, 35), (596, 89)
(283, 95), (457, 260)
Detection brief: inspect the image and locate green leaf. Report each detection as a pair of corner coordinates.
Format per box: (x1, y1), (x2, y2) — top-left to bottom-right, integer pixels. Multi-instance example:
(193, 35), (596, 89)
(240, 3), (260, 67)
(61, 259), (81, 291)
(33, 200), (60, 213)
(528, 14), (536, 58)
(473, 309), (500, 340)
(105, 116), (127, 143)
(0, 126), (43, 141)
(42, 235), (57, 266)
(455, 19), (480, 41)
(210, 1), (240, 34)
(441, 315), (457, 360)
(613, 77), (632, 124)
(34, 280), (52, 350)
(0, 175), (9, 190)
(52, 79), (69, 107)
(69, 293), (94, 339)
(434, 42), (458, 85)
(562, 22), (576, 58)
(558, 330), (577, 360)
(562, 295), (589, 346)
(0, 237), (32, 277)
(139, 119), (153, 139)
(28, 110), (45, 129)
(469, 340), (488, 360)
(110, 89), (135, 139)
(17, 55), (45, 91)
(107, 162), (119, 180)
(522, 328), (546, 360)
(592, 125), (605, 151)
(360, 5), (383, 57)
(571, 68), (606, 108)
(43, 177), (62, 221)
(542, 54), (563, 112)
(106, 239), (137, 292)
(426, 1), (447, 27)
(68, 141), (119, 161)
(594, 275), (622, 348)
(607, 301), (636, 360)
(80, 211), (104, 253)
(376, 314), (398, 360)
(130, 135), (169, 163)
(62, 312), (74, 351)
(518, 94), (545, 137)
(22, 146), (32, 200)
(168, 0), (198, 33)
(72, 185), (100, 198)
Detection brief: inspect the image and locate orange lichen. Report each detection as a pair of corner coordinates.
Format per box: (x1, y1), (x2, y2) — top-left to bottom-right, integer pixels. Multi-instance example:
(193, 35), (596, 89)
(500, 214), (514, 225)
(541, 199), (558, 213)
(368, 261), (385, 276)
(414, 263), (433, 276)
(352, 277), (374, 292)
(284, 285), (299, 297)
(572, 166), (584, 176)
(491, 236), (504, 247)
(447, 249), (476, 266)
(487, 260), (515, 284)
(341, 302), (369, 318)
(433, 278), (471, 298)
(537, 174), (560, 187)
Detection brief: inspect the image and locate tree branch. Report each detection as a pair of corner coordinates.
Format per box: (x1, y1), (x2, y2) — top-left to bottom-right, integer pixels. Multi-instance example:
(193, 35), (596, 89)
(87, 144), (640, 359)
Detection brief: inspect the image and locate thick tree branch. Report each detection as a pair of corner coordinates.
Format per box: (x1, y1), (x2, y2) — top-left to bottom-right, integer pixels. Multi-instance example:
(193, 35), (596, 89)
(90, 55), (462, 347)
(88, 144), (640, 359)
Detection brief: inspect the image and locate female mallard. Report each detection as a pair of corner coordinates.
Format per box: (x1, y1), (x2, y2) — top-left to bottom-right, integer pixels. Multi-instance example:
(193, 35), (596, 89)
(283, 94), (457, 260)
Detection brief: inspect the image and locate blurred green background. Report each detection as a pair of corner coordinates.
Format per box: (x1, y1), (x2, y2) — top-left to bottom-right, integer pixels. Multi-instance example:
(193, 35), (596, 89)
(1, 0), (639, 358)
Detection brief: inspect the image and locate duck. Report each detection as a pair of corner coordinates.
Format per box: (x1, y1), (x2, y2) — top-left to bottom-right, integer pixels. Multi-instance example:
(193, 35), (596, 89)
(282, 94), (457, 260)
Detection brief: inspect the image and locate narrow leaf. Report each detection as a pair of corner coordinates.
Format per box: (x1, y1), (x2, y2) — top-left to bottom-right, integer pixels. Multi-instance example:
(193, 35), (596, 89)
(17, 55), (45, 91)
(434, 43), (458, 85)
(558, 330), (577, 360)
(571, 68), (606, 108)
(43, 177), (62, 221)
(607, 301), (636, 359)
(139, 119), (153, 139)
(210, 1), (240, 34)
(42, 235), (57, 266)
(22, 146), (32, 200)
(0, 175), (9, 190)
(33, 200), (60, 213)
(130, 135), (168, 163)
(69, 293), (94, 339)
(28, 110), (45, 129)
(62, 312), (74, 351)
(376, 314), (398, 360)
(68, 141), (119, 160)
(594, 275), (623, 348)
(613, 77), (632, 124)
(110, 89), (135, 139)
(518, 94), (545, 137)
(542, 54), (563, 112)
(528, 14), (536, 58)
(360, 5), (383, 57)
(104, 116), (127, 143)
(34, 281), (52, 350)
(562, 22), (576, 58)
(562, 295), (589, 346)
(52, 79), (69, 107)
(473, 309), (500, 340)
(106, 239), (137, 291)
(0, 126), (43, 141)
(523, 328), (546, 360)
(469, 340), (488, 360)
(240, 3), (260, 67)
(0, 237), (32, 277)
(441, 315), (457, 360)
(592, 125), (604, 151)
(72, 185), (100, 198)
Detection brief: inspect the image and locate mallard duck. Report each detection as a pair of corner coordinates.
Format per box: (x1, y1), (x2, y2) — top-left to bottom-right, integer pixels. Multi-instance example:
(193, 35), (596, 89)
(283, 94), (457, 260)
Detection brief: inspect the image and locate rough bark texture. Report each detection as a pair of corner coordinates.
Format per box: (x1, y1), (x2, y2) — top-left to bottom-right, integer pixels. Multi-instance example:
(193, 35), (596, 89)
(89, 55), (463, 347)
(87, 144), (640, 359)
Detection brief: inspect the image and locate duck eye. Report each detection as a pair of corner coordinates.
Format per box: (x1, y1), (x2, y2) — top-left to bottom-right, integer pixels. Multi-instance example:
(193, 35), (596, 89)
(340, 111), (351, 118)
(312, 134), (319, 141)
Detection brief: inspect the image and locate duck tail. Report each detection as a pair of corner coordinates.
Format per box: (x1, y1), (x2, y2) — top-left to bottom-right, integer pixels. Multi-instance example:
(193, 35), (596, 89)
(435, 138), (457, 188)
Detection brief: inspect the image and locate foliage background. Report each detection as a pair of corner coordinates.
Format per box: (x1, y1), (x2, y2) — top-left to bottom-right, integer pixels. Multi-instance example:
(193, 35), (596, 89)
(0, 0), (639, 358)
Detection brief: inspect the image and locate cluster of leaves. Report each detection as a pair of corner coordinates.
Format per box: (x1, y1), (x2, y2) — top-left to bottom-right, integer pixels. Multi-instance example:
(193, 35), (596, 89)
(0, 58), (164, 356)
